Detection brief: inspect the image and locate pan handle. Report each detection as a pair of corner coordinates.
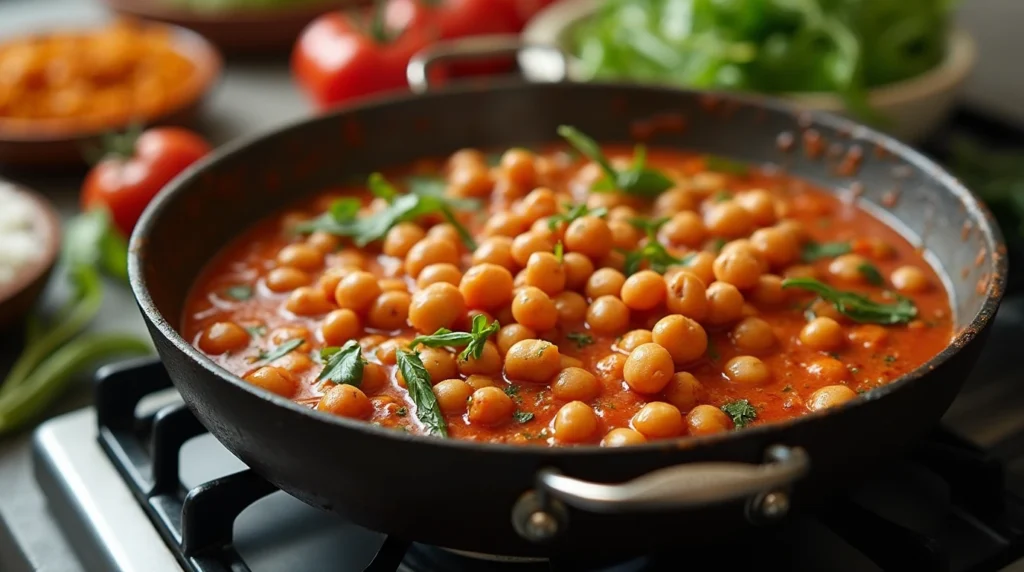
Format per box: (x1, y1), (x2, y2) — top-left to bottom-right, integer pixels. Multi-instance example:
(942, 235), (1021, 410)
(511, 444), (809, 543)
(406, 35), (570, 94)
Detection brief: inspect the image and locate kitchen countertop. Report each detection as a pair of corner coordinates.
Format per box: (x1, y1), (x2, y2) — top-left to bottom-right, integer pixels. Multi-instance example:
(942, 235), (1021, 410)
(1, 0), (1023, 570)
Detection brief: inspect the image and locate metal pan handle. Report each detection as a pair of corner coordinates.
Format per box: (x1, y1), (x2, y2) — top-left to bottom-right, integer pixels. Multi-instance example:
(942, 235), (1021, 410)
(511, 445), (809, 542)
(406, 35), (570, 94)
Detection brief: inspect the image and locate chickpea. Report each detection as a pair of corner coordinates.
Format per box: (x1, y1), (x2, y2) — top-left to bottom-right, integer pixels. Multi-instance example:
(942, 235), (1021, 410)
(664, 372), (704, 412)
(379, 278), (408, 292)
(244, 366), (297, 398)
(449, 162), (493, 198)
(374, 338), (405, 365)
(504, 339), (561, 383)
(277, 243), (324, 272)
(459, 263), (516, 311)
(554, 291), (588, 325)
(734, 189), (777, 226)
(620, 270), (666, 311)
(705, 281), (745, 326)
(517, 187), (559, 223)
(383, 223), (426, 258)
(551, 367), (601, 401)
(618, 329), (653, 352)
(585, 268), (626, 300)
(270, 326), (312, 351)
(508, 232), (552, 268)
(654, 188), (696, 217)
(749, 227), (800, 269)
(686, 404), (733, 436)
(806, 356), (849, 384)
(286, 286), (334, 316)
(891, 265), (930, 294)
(775, 219), (807, 244)
(276, 351), (315, 374)
(783, 264), (818, 280)
(660, 211), (705, 247)
(320, 309), (362, 346)
(553, 401), (600, 444)
(367, 291), (411, 331)
(408, 282), (467, 333)
(704, 201), (753, 239)
(602, 428), (647, 447)
(199, 322), (250, 355)
(712, 249), (763, 290)
(497, 323), (536, 356)
(427, 224), (464, 248)
(623, 343), (675, 394)
(829, 254), (871, 283)
(458, 342), (502, 376)
(725, 317), (774, 354)
(359, 334), (387, 352)
(333, 271), (381, 314)
(317, 384), (372, 419)
(306, 231), (340, 254)
(806, 299), (844, 322)
(508, 286), (557, 331)
(334, 249), (367, 270)
(632, 402), (684, 439)
(500, 148), (537, 189)
(595, 353), (627, 384)
(465, 374), (496, 390)
(562, 252), (595, 291)
(317, 266), (355, 299)
(434, 379), (474, 413)
(608, 219), (641, 250)
(600, 250), (626, 273)
(663, 271), (708, 322)
(523, 251), (566, 295)
(361, 362), (388, 393)
(683, 251), (716, 286)
(473, 236), (517, 270)
(564, 216), (613, 260)
(560, 355), (584, 369)
(405, 238), (460, 278)
(265, 267), (311, 293)
(650, 314), (708, 365)
(416, 263), (462, 289)
(848, 324), (888, 349)
(724, 355), (771, 385)
(800, 317), (844, 352)
(484, 212), (527, 238)
(417, 347), (459, 383)
(750, 274), (786, 306)
(807, 384), (858, 412)
(607, 205), (639, 222)
(586, 296), (630, 336)
(468, 386), (516, 425)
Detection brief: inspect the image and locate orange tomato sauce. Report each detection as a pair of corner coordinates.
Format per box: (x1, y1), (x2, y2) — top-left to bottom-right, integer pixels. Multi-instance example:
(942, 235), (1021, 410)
(182, 145), (953, 446)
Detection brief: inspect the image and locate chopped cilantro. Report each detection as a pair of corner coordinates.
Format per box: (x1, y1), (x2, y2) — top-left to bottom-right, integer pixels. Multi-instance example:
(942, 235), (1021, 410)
(548, 203), (608, 230)
(513, 410), (535, 424)
(566, 332), (594, 348)
(720, 399), (758, 428)
(884, 355), (897, 364)
(396, 406), (407, 417)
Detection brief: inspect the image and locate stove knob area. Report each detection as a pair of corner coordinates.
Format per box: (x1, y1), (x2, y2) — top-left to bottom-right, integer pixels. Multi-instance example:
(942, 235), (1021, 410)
(747, 489), (791, 524)
(511, 490), (569, 543)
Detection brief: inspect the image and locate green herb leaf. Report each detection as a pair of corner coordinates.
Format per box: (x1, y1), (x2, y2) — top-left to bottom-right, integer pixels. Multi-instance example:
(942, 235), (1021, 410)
(504, 384), (520, 397)
(721, 399), (758, 428)
(801, 241), (852, 262)
(513, 410), (535, 424)
(548, 203), (608, 231)
(554, 241), (564, 263)
(557, 125), (673, 197)
(259, 338), (303, 363)
(707, 338), (720, 361)
(223, 285), (253, 301)
(858, 262), (885, 286)
(316, 340), (365, 387)
(64, 208), (129, 282)
(705, 155), (749, 176)
(782, 278), (917, 324)
(396, 349), (448, 437)
(566, 332), (594, 348)
(245, 325), (267, 337)
(410, 315), (499, 361)
(367, 172), (398, 202)
(396, 406), (408, 417)
(627, 216), (670, 237)
(621, 243), (689, 276)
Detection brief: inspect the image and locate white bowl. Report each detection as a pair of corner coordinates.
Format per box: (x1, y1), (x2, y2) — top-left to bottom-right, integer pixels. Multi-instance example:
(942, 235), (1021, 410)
(520, 0), (977, 142)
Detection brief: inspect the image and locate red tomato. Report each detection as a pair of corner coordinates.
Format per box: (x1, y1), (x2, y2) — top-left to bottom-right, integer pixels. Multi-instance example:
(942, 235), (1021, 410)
(81, 127), (211, 237)
(292, 10), (434, 109)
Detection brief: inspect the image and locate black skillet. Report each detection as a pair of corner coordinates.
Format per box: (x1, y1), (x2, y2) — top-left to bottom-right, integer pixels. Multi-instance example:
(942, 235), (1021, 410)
(127, 37), (1007, 561)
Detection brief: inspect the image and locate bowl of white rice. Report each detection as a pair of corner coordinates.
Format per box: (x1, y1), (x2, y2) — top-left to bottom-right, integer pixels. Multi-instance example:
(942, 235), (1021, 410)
(0, 181), (60, 329)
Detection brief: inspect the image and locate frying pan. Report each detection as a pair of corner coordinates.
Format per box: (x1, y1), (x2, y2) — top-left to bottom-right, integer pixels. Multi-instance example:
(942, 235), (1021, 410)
(127, 37), (1007, 560)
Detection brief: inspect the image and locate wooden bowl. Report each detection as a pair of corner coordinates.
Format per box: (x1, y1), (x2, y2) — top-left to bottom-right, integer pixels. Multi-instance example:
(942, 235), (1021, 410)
(0, 22), (222, 169)
(102, 0), (361, 55)
(0, 181), (62, 331)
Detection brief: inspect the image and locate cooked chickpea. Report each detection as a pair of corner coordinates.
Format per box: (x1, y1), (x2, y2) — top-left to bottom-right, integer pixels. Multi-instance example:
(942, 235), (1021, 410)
(724, 356), (771, 385)
(473, 236), (517, 270)
(458, 342), (502, 376)
(553, 401), (600, 444)
(244, 366), (297, 398)
(286, 286), (334, 316)
(562, 252), (595, 291)
(829, 254), (871, 283)
(524, 251), (566, 295)
(595, 353), (627, 384)
(484, 212), (526, 238)
(500, 148), (537, 189)
(600, 250), (626, 272)
(564, 216), (613, 260)
(510, 232), (554, 268)
(800, 317), (844, 352)
(806, 356), (849, 384)
(405, 238), (460, 278)
(416, 263), (463, 289)
(408, 282), (467, 333)
(517, 187), (558, 223)
(434, 379), (474, 413)
(551, 367), (601, 401)
(663, 372), (704, 412)
(468, 386), (516, 425)
(731, 317), (776, 354)
(686, 404), (733, 436)
(712, 249), (763, 290)
(705, 281), (745, 326)
(380, 223), (425, 259)
(359, 334), (387, 352)
(664, 271), (709, 321)
(321, 309), (362, 346)
(277, 243), (323, 272)
(198, 322), (249, 354)
(465, 374), (496, 390)
(367, 291), (411, 331)
(307, 231), (340, 253)
(374, 338), (404, 365)
(602, 428), (647, 447)
(775, 219), (807, 244)
(511, 286), (559, 331)
(807, 385), (858, 412)
(334, 249), (367, 270)
(333, 271), (381, 314)
(270, 326), (312, 351)
(275, 351), (314, 374)
(660, 211), (705, 247)
(683, 251), (716, 285)
(560, 355), (584, 369)
(654, 188), (696, 217)
(734, 189), (777, 226)
(317, 384), (372, 419)
(620, 270), (666, 311)
(848, 324), (889, 349)
(448, 149), (485, 169)
(417, 347), (458, 383)
(632, 402), (684, 439)
(449, 162), (493, 198)
(427, 224), (463, 248)
(453, 263), (514, 312)
(652, 314), (708, 364)
(317, 266), (354, 299)
(608, 219), (640, 250)
(497, 323), (536, 356)
(361, 362), (387, 393)
(265, 267), (311, 293)
(891, 265), (930, 293)
(704, 201), (753, 238)
(379, 278), (408, 292)
(586, 296), (630, 336)
(504, 339), (561, 383)
(554, 291), (588, 325)
(623, 343), (675, 394)
(783, 264), (817, 280)
(585, 268), (626, 300)
(751, 274), (786, 305)
(618, 329), (653, 352)
(749, 227), (800, 269)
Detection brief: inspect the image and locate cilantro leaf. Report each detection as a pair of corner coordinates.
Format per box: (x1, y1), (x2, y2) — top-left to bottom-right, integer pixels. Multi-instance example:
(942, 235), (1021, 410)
(566, 332), (594, 348)
(858, 262), (885, 286)
(396, 349), (448, 437)
(557, 125), (673, 197)
(721, 399), (758, 428)
(367, 172), (398, 201)
(781, 278), (917, 324)
(316, 340), (365, 387)
(410, 315), (499, 361)
(801, 241), (852, 262)
(548, 203), (608, 231)
(513, 410), (535, 424)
